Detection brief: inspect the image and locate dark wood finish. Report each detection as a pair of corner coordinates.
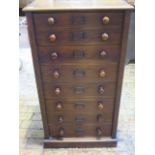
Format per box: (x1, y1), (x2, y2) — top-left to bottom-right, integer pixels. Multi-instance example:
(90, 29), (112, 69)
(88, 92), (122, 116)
(48, 123), (112, 137)
(45, 98), (114, 123)
(47, 112), (113, 125)
(36, 28), (122, 46)
(34, 12), (123, 30)
(111, 11), (131, 138)
(40, 64), (118, 83)
(38, 45), (120, 64)
(43, 82), (116, 99)
(24, 1), (132, 147)
(26, 12), (49, 138)
(45, 97), (114, 105)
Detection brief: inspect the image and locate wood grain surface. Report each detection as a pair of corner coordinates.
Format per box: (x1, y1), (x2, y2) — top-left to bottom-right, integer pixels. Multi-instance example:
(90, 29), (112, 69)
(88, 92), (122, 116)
(36, 28), (122, 46)
(40, 63), (118, 83)
(25, 4), (132, 146)
(38, 45), (120, 64)
(43, 82), (116, 99)
(48, 123), (112, 137)
(34, 11), (123, 30)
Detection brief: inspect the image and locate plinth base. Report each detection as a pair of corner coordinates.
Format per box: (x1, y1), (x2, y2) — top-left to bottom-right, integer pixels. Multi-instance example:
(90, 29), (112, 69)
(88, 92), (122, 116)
(44, 137), (117, 148)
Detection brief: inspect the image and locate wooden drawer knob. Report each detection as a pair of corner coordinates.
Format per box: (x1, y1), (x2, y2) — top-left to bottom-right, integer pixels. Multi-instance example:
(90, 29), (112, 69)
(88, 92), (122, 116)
(96, 127), (102, 136)
(58, 116), (64, 123)
(98, 85), (104, 94)
(101, 33), (109, 41)
(102, 16), (110, 24)
(59, 128), (64, 136)
(98, 101), (104, 110)
(99, 69), (106, 78)
(56, 102), (63, 110)
(51, 52), (58, 60)
(53, 69), (60, 78)
(49, 34), (56, 42)
(100, 50), (107, 58)
(54, 87), (61, 95)
(97, 114), (103, 122)
(48, 17), (55, 25)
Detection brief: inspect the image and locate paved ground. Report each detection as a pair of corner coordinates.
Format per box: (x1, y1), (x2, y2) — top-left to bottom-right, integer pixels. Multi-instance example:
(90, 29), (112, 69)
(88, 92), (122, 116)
(19, 17), (135, 155)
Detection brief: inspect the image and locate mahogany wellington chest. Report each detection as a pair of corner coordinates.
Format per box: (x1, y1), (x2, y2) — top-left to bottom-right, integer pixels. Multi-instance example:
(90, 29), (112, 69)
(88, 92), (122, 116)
(23, 0), (134, 148)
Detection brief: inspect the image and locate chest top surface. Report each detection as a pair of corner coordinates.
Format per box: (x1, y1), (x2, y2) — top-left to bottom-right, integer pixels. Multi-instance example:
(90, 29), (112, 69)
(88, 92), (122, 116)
(23, 0), (134, 11)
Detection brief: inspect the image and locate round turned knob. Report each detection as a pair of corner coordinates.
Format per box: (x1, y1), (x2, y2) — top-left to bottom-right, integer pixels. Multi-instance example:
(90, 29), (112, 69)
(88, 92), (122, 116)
(53, 69), (60, 78)
(51, 52), (58, 60)
(96, 127), (102, 136)
(48, 17), (55, 25)
(54, 87), (61, 95)
(98, 101), (104, 110)
(101, 33), (109, 41)
(58, 116), (64, 123)
(97, 114), (103, 122)
(99, 69), (106, 78)
(56, 102), (63, 110)
(59, 128), (64, 136)
(100, 50), (107, 58)
(98, 85), (104, 94)
(102, 16), (110, 24)
(49, 34), (56, 42)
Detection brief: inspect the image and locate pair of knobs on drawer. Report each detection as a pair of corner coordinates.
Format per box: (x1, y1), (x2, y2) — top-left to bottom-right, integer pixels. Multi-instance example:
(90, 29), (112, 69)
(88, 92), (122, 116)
(49, 33), (109, 42)
(52, 69), (106, 78)
(54, 86), (105, 95)
(56, 101), (104, 110)
(48, 16), (110, 25)
(50, 50), (107, 60)
(57, 115), (102, 123)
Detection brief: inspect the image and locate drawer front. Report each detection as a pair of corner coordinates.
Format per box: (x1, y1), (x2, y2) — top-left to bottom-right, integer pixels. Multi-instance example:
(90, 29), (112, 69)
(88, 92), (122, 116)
(40, 64), (118, 83)
(46, 98), (114, 113)
(48, 124), (112, 138)
(36, 28), (122, 46)
(43, 82), (116, 99)
(38, 45), (120, 64)
(47, 114), (113, 125)
(34, 12), (123, 30)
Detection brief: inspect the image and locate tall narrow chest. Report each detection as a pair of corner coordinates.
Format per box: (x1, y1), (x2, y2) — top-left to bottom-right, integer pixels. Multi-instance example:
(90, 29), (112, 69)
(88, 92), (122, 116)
(24, 0), (133, 148)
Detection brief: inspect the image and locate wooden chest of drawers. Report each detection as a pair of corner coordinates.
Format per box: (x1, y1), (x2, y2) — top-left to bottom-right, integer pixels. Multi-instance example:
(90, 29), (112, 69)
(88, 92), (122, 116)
(24, 0), (133, 148)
